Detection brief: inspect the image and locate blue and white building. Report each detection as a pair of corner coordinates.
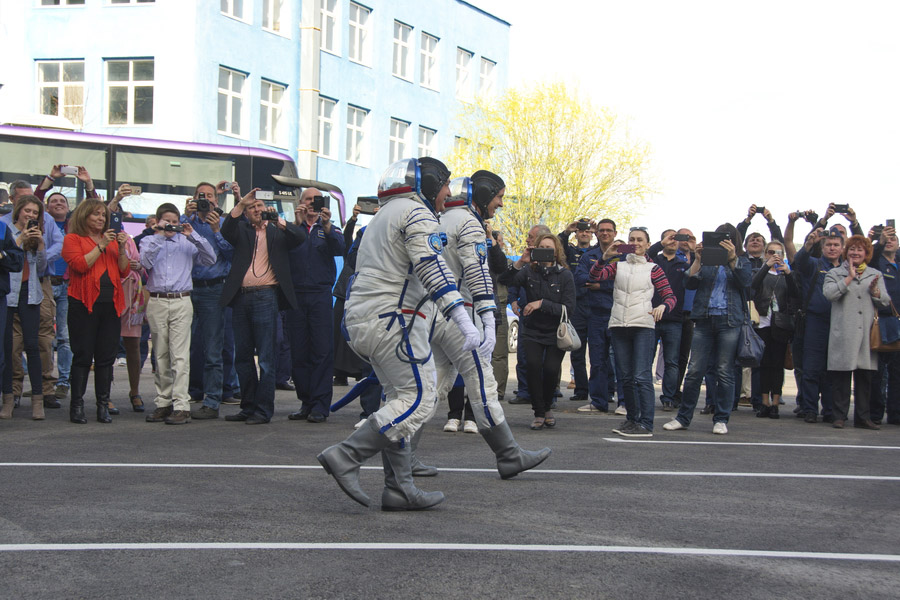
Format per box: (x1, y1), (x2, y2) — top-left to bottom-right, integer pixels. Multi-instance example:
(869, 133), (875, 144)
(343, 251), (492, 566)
(0, 0), (509, 216)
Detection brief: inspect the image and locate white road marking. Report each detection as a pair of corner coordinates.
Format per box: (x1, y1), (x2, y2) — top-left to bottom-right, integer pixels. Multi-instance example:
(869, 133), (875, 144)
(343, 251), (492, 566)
(0, 463), (898, 481)
(0, 542), (897, 562)
(604, 438), (900, 450)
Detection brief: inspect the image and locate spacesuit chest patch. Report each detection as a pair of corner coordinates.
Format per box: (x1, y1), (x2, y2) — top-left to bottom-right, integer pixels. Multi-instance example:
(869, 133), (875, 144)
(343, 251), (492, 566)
(475, 242), (487, 263)
(428, 233), (444, 254)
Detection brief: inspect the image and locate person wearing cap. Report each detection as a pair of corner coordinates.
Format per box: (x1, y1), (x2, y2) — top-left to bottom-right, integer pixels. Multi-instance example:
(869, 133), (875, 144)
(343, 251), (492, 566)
(791, 227), (845, 423)
(559, 218), (597, 403)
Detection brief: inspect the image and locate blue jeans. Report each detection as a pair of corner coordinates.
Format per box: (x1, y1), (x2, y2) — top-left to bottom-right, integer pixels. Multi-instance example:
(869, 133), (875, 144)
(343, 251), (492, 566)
(231, 287), (279, 421)
(189, 283), (226, 410)
(675, 315), (741, 426)
(587, 313), (613, 410)
(654, 320), (682, 404)
(223, 307), (240, 397)
(611, 326), (656, 430)
(570, 307), (590, 397)
(52, 282), (71, 388)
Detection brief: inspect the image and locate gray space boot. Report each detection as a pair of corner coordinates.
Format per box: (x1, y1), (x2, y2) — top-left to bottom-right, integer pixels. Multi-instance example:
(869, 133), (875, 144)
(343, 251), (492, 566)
(317, 419), (391, 507)
(409, 427), (438, 477)
(480, 421), (551, 479)
(381, 442), (445, 511)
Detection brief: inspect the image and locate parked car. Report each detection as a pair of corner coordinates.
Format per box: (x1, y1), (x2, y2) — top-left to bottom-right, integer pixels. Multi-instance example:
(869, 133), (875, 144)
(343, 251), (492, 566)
(506, 306), (518, 353)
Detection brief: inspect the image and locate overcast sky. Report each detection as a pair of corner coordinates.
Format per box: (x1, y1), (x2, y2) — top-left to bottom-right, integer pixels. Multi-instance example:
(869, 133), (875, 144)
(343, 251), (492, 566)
(475, 0), (900, 241)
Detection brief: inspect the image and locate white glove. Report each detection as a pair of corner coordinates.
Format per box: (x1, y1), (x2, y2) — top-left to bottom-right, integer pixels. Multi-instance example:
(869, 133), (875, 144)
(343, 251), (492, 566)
(449, 305), (480, 352)
(478, 311), (496, 360)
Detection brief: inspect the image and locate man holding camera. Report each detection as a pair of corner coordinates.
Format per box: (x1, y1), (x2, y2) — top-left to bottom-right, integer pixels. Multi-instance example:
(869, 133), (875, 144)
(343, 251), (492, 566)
(220, 190), (307, 424)
(181, 182), (236, 420)
(559, 218), (598, 402)
(140, 203), (215, 425)
(286, 187), (345, 423)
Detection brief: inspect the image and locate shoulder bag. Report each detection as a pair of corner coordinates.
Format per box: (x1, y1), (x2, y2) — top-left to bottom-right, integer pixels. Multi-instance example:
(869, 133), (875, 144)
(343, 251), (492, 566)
(871, 301), (900, 352)
(557, 305), (582, 352)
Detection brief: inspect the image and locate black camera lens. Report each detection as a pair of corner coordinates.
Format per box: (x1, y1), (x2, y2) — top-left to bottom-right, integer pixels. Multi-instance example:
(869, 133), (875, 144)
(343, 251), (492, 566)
(197, 199), (210, 212)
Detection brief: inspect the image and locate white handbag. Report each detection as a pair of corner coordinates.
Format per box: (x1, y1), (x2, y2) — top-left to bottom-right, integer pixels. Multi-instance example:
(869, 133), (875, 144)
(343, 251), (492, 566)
(556, 305), (582, 352)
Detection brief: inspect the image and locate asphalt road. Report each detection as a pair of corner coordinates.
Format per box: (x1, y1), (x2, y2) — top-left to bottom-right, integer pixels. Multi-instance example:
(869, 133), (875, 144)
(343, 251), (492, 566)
(1, 365), (899, 600)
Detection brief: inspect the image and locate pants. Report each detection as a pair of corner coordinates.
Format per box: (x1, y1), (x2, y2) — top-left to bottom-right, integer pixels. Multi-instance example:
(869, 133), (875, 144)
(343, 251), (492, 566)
(871, 352), (900, 423)
(4, 288), (41, 396)
(344, 305), (438, 442)
(446, 382), (474, 421)
(675, 315), (741, 426)
(799, 313), (833, 417)
(146, 296), (193, 411)
(231, 287), (279, 421)
(830, 369), (873, 423)
(12, 277), (56, 396)
(287, 290), (335, 417)
(522, 338), (565, 418)
(587, 312), (613, 410)
(432, 311), (505, 430)
(275, 310), (291, 386)
(357, 361), (383, 419)
(611, 326), (656, 430)
(758, 327), (787, 397)
(68, 299), (119, 398)
(188, 282), (225, 409)
(491, 310), (509, 399)
(654, 320), (682, 404)
(673, 314), (694, 405)
(53, 281), (72, 388)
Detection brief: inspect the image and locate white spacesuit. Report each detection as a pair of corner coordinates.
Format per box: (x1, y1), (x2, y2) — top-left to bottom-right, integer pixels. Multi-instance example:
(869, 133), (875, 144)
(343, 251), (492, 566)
(317, 158), (480, 511)
(429, 173), (551, 478)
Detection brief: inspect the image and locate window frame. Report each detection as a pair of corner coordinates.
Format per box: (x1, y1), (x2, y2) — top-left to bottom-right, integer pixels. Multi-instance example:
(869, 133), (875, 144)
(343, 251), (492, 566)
(105, 58), (155, 127)
(348, 2), (372, 66)
(262, 0), (285, 35)
(36, 59), (86, 127)
(220, 0), (250, 23)
(479, 57), (496, 96)
(259, 79), (286, 148)
(345, 105), (369, 166)
(419, 32), (439, 91)
(106, 0), (156, 5)
(455, 47), (473, 101)
(319, 0), (339, 55)
(217, 66), (248, 139)
(392, 20), (413, 82)
(388, 118), (409, 163)
(417, 126), (436, 158)
(318, 96), (338, 160)
(38, 0), (86, 6)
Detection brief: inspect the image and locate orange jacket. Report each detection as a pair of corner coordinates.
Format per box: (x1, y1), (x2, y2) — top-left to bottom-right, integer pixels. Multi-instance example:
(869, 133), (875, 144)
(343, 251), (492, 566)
(62, 233), (130, 315)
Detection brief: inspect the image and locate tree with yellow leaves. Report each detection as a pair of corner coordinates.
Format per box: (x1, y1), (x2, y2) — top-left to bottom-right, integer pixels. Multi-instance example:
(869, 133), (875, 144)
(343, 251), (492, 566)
(445, 81), (654, 252)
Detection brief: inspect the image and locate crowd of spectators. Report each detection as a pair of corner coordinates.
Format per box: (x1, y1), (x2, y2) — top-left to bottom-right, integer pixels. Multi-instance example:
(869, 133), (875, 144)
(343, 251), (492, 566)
(1, 163), (898, 437)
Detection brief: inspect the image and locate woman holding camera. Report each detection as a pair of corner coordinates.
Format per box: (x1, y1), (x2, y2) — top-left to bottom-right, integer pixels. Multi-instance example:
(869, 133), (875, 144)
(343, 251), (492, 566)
(3, 197), (47, 419)
(751, 240), (799, 418)
(498, 234), (575, 430)
(62, 199), (131, 424)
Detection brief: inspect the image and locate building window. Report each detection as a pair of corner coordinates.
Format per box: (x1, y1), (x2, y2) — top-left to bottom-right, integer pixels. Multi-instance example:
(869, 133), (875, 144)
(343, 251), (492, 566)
(217, 67), (247, 137)
(259, 80), (285, 147)
(108, 0), (155, 4)
(262, 0), (283, 32)
(456, 48), (472, 100)
(389, 119), (409, 163)
(420, 33), (438, 91)
(392, 21), (413, 81)
(37, 60), (85, 127)
(318, 97), (337, 159)
(479, 58), (496, 96)
(346, 105), (368, 166)
(106, 59), (154, 125)
(41, 0), (85, 5)
(418, 127), (436, 158)
(348, 2), (371, 65)
(220, 0), (245, 21)
(319, 0), (338, 54)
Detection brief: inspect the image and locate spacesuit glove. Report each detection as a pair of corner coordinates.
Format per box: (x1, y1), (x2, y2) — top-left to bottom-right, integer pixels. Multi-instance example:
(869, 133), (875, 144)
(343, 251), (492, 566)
(477, 311), (496, 360)
(449, 305), (480, 352)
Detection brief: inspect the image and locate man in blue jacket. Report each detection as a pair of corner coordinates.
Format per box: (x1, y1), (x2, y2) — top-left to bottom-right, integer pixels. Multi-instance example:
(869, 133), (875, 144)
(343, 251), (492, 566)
(286, 188), (345, 423)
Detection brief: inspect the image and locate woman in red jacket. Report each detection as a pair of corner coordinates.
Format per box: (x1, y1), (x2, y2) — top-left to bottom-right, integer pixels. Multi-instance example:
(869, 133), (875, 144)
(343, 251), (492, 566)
(61, 199), (130, 424)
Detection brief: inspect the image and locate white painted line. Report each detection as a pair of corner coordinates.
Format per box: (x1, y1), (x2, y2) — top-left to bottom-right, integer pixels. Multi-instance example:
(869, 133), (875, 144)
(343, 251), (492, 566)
(604, 438), (900, 450)
(0, 463), (898, 481)
(0, 542), (897, 562)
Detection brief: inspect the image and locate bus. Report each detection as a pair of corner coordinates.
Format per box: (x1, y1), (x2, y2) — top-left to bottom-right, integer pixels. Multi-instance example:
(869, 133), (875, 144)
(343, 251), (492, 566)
(0, 125), (303, 217)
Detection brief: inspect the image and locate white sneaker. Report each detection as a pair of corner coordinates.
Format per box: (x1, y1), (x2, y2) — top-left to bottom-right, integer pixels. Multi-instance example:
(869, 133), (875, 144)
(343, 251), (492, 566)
(116, 357), (127, 367)
(614, 405), (627, 416)
(463, 420), (478, 434)
(713, 422), (728, 435)
(663, 419), (685, 431)
(577, 403), (605, 414)
(353, 418), (367, 430)
(443, 418), (460, 432)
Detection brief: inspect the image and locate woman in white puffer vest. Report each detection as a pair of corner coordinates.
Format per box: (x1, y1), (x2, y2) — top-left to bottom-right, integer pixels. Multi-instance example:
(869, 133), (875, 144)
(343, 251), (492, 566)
(589, 227), (676, 437)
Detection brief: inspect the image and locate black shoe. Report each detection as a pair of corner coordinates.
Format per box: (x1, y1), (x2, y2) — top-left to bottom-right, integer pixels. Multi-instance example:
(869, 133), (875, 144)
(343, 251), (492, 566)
(756, 405), (770, 418)
(276, 382), (296, 391)
(822, 414), (835, 424)
(190, 406), (219, 420)
(225, 412), (249, 422)
(245, 415), (270, 425)
(333, 377), (349, 386)
(768, 405), (779, 419)
(43, 397), (61, 409)
(107, 402), (120, 416)
(96, 401), (112, 424)
(700, 405), (713, 415)
(288, 406), (312, 421)
(804, 412), (817, 423)
(69, 402), (87, 425)
(307, 413), (327, 423)
(569, 394), (588, 402)
(508, 395), (530, 405)
(661, 401), (673, 412)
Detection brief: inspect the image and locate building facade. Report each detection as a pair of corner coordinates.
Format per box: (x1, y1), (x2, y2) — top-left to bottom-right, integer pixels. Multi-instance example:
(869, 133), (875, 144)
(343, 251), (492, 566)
(0, 0), (509, 217)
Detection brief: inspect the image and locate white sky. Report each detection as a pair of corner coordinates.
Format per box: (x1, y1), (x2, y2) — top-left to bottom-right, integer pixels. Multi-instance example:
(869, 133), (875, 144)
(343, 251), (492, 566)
(475, 0), (900, 242)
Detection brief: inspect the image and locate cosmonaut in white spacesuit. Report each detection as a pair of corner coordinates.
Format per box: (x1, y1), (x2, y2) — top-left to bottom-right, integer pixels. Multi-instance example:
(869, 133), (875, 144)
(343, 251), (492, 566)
(428, 171), (551, 478)
(317, 158), (480, 510)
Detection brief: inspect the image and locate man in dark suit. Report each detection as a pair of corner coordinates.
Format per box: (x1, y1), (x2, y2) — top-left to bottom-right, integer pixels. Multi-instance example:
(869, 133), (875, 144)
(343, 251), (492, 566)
(220, 189), (307, 424)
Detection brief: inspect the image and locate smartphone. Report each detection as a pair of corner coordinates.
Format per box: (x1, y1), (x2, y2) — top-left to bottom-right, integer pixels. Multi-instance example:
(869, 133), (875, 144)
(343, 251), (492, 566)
(163, 223), (184, 233)
(833, 203), (850, 213)
(222, 182), (233, 191)
(312, 195), (328, 212)
(530, 247), (555, 263)
(617, 244), (636, 255)
(109, 211), (122, 233)
(131, 185), (142, 195)
(357, 197), (379, 216)
(256, 190), (274, 201)
(888, 219), (896, 229)
(755, 206), (765, 213)
(576, 221), (590, 231)
(26, 219), (40, 230)
(60, 165), (78, 176)
(674, 233), (690, 242)
(701, 231), (729, 266)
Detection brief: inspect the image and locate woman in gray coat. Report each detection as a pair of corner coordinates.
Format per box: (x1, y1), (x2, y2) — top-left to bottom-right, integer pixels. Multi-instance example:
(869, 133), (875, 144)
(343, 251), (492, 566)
(823, 235), (889, 429)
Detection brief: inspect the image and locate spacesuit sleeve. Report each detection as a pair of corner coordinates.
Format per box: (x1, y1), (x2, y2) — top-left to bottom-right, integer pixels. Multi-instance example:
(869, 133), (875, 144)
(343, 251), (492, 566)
(403, 205), (464, 316)
(456, 219), (497, 315)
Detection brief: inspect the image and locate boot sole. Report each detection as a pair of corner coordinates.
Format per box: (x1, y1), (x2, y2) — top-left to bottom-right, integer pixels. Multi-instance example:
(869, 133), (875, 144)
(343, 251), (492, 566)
(316, 452), (371, 507)
(381, 495), (446, 511)
(499, 449), (552, 480)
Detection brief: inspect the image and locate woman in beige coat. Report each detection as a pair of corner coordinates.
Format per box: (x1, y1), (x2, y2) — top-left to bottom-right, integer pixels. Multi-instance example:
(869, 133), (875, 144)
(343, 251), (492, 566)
(823, 235), (889, 429)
